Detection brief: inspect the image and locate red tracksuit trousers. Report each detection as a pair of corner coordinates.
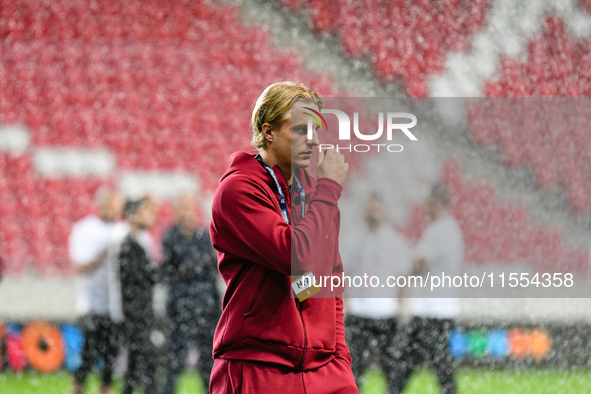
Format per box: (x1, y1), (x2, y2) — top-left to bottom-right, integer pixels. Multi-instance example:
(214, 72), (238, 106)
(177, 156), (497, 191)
(210, 356), (358, 394)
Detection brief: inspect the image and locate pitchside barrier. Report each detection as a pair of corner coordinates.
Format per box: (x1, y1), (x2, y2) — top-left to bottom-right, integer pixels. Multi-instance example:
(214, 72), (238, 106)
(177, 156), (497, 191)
(0, 318), (170, 374)
(3, 320), (591, 372)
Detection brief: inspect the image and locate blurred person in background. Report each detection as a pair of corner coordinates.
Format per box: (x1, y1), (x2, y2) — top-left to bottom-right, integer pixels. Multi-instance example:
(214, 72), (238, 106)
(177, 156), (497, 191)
(390, 183), (463, 394)
(160, 193), (221, 394)
(118, 197), (160, 394)
(69, 188), (124, 394)
(107, 195), (159, 324)
(341, 193), (412, 391)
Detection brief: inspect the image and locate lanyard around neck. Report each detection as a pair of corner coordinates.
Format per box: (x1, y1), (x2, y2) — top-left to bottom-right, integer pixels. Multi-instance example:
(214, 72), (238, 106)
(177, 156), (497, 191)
(256, 155), (305, 224)
(293, 171), (306, 223)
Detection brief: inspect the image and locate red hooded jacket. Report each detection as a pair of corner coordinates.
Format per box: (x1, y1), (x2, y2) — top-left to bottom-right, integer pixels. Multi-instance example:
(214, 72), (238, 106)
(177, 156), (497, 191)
(210, 151), (351, 371)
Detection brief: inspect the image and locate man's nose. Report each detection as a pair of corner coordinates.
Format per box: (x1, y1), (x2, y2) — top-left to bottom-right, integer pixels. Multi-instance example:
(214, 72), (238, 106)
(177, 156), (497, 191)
(308, 128), (320, 146)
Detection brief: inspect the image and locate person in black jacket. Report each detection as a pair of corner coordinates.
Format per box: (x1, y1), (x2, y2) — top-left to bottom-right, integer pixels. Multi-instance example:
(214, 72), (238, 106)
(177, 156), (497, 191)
(161, 193), (221, 394)
(119, 197), (159, 394)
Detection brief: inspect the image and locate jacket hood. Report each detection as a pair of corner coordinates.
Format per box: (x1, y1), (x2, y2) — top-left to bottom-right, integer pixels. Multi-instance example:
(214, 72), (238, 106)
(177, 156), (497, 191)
(220, 151), (316, 193)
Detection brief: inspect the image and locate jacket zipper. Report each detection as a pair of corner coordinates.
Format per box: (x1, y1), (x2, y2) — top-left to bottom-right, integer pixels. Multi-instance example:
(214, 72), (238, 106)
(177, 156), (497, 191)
(297, 299), (307, 371)
(291, 175), (307, 371)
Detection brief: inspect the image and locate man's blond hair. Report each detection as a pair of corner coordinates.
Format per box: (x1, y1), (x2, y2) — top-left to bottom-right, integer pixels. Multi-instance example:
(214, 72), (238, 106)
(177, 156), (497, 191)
(251, 81), (323, 150)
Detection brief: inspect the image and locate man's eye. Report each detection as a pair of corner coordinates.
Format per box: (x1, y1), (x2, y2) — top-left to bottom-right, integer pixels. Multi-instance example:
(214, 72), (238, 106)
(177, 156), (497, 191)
(307, 126), (320, 135)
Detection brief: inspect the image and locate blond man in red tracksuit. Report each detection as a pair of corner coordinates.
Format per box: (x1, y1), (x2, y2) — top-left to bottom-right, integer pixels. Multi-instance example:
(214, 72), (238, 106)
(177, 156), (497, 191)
(209, 81), (357, 393)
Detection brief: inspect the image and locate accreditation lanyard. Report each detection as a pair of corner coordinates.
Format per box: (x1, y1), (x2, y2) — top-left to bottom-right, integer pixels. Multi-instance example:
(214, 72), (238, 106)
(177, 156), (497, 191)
(256, 156), (318, 301)
(256, 155), (305, 224)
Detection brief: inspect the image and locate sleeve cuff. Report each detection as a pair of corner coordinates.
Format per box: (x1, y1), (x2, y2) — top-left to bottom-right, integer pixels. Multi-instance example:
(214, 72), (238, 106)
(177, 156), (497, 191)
(313, 178), (343, 207)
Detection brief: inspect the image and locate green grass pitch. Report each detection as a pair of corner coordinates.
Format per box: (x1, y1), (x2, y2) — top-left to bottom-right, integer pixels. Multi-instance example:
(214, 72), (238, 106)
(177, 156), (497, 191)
(1, 368), (591, 393)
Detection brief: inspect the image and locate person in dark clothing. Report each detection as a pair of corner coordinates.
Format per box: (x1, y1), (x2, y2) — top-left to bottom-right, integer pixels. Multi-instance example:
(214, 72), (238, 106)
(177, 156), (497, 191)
(74, 315), (120, 394)
(119, 197), (159, 394)
(388, 317), (455, 394)
(389, 184), (463, 394)
(161, 193), (221, 394)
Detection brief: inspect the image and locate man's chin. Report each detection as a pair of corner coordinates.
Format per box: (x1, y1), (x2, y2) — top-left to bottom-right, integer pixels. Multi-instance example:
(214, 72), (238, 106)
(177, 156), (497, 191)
(292, 158), (311, 169)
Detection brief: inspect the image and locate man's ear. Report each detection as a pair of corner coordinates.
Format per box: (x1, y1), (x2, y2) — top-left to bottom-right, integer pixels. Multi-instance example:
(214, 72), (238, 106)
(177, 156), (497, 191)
(261, 123), (274, 144)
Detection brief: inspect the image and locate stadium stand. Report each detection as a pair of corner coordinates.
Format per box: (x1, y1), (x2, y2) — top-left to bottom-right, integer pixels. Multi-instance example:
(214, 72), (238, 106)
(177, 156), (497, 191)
(468, 97), (591, 212)
(282, 0), (490, 96)
(283, 1), (591, 212)
(0, 0), (333, 274)
(0, 151), (110, 274)
(484, 17), (591, 98)
(471, 17), (591, 211)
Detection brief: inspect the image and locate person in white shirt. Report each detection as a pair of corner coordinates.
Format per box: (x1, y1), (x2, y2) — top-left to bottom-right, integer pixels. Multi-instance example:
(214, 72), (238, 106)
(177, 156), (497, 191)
(69, 188), (124, 394)
(390, 183), (464, 394)
(342, 194), (412, 391)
